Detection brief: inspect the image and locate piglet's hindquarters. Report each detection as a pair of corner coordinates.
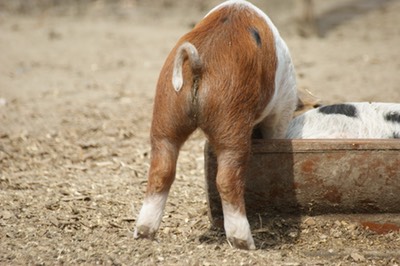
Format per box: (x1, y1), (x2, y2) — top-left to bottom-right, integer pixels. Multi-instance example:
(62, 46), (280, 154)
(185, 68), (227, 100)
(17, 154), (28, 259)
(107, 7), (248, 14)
(134, 0), (297, 250)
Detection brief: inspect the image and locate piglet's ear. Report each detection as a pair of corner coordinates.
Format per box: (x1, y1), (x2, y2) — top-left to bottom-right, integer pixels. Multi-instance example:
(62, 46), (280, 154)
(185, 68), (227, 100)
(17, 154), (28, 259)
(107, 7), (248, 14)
(295, 87), (322, 115)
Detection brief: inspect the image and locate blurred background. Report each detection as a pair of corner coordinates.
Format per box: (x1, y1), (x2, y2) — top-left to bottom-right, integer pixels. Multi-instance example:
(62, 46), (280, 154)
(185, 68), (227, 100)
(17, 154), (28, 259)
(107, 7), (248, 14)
(0, 0), (396, 35)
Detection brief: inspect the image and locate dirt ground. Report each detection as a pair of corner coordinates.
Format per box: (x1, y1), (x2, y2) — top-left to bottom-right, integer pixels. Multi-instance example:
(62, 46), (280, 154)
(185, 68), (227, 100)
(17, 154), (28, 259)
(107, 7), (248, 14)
(1, 0), (400, 265)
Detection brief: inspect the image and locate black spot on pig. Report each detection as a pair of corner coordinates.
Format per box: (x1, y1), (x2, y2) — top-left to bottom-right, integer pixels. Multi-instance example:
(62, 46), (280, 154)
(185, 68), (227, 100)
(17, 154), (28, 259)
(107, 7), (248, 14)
(384, 112), (400, 123)
(392, 132), (400, 139)
(318, 104), (357, 118)
(221, 16), (229, 24)
(250, 28), (261, 47)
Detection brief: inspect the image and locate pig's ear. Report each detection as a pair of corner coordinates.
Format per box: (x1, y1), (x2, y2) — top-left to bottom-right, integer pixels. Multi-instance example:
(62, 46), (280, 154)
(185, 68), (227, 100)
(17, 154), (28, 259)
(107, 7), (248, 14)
(295, 87), (322, 114)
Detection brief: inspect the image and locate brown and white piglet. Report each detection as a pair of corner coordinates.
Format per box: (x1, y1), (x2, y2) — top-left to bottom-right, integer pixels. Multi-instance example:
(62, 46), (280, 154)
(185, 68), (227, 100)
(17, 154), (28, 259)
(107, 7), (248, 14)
(134, 0), (297, 250)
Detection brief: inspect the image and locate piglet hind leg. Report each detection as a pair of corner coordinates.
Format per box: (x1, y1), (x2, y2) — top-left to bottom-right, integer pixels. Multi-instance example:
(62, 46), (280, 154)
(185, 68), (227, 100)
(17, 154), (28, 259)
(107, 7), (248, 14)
(134, 138), (181, 240)
(214, 145), (255, 250)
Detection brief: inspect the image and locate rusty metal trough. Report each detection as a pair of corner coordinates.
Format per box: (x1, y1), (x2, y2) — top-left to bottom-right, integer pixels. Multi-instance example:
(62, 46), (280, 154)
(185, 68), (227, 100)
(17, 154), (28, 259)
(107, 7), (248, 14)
(204, 139), (400, 226)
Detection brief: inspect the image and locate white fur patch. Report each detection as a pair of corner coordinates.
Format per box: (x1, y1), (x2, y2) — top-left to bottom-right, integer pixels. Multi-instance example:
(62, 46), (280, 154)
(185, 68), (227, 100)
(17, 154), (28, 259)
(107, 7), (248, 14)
(172, 63), (183, 92)
(172, 42), (200, 92)
(134, 192), (168, 238)
(286, 102), (400, 139)
(221, 202), (255, 249)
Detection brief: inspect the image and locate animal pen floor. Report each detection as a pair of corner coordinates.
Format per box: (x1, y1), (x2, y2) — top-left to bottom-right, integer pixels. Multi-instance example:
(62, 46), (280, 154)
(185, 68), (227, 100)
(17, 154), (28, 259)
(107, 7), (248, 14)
(1, 0), (400, 265)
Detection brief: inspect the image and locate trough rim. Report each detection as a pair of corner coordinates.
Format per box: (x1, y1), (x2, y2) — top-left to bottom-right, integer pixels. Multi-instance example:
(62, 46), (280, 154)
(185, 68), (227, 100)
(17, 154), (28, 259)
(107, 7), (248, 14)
(251, 139), (400, 153)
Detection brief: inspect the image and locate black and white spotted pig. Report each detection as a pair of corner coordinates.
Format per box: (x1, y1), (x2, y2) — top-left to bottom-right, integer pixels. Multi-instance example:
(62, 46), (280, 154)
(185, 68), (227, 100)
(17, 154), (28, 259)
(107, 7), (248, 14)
(286, 102), (400, 139)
